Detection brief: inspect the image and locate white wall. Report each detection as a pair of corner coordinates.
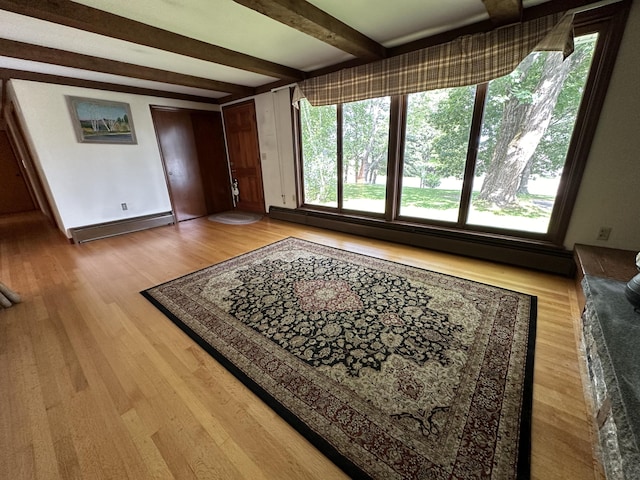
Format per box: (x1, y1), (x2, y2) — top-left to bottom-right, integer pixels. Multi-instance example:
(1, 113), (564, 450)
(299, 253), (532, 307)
(9, 80), (219, 237)
(563, 0), (640, 251)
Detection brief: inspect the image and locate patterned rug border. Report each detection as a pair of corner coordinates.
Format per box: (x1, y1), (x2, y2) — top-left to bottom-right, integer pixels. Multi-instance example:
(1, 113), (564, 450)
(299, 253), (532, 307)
(141, 287), (369, 478)
(140, 237), (538, 479)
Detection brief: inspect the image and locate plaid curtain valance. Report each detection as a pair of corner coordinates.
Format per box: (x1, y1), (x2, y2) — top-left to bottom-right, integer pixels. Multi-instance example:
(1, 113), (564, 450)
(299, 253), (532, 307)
(293, 12), (574, 107)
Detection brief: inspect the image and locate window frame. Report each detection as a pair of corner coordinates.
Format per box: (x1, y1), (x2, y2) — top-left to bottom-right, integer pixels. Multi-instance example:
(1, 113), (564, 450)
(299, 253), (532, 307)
(299, 99), (392, 219)
(294, 3), (629, 247)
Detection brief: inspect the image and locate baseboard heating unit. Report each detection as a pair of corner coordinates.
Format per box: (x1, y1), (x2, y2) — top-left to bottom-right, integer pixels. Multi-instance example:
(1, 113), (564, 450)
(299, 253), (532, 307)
(69, 212), (175, 243)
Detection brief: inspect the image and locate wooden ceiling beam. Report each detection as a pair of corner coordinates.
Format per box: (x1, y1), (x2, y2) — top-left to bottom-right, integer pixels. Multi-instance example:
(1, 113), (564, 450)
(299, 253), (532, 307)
(0, 38), (256, 96)
(0, 68), (221, 104)
(233, 0), (386, 60)
(0, 0), (304, 81)
(482, 0), (523, 25)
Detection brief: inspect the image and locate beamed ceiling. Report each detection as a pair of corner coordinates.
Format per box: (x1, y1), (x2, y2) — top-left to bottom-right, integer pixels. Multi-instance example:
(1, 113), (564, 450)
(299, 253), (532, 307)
(0, 0), (614, 104)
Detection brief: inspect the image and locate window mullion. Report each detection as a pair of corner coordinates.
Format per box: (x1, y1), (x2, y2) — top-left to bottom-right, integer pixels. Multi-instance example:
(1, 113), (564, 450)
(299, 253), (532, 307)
(386, 96), (404, 221)
(457, 83), (488, 227)
(337, 104), (343, 211)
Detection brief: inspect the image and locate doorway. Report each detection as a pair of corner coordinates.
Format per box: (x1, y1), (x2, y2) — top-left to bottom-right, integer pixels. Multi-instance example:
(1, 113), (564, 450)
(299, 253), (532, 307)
(151, 107), (232, 222)
(4, 102), (55, 224)
(0, 130), (35, 215)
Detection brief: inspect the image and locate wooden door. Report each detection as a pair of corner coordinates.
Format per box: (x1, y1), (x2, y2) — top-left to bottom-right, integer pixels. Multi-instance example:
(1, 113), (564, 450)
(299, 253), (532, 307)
(191, 112), (233, 213)
(223, 101), (265, 213)
(152, 108), (208, 222)
(0, 130), (35, 214)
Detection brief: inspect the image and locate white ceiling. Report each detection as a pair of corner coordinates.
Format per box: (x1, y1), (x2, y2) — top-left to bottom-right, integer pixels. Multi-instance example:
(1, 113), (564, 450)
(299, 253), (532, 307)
(0, 0), (572, 102)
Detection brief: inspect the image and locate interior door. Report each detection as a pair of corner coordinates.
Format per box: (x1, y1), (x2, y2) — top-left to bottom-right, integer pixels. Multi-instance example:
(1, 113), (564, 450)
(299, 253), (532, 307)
(151, 108), (208, 222)
(191, 111), (233, 213)
(222, 100), (265, 213)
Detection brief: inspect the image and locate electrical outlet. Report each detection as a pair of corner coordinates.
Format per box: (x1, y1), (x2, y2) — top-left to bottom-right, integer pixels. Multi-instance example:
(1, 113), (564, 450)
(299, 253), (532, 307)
(121, 202), (128, 211)
(597, 226), (611, 241)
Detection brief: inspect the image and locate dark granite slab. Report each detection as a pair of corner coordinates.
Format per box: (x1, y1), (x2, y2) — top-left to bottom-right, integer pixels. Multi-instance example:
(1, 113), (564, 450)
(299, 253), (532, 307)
(583, 274), (640, 479)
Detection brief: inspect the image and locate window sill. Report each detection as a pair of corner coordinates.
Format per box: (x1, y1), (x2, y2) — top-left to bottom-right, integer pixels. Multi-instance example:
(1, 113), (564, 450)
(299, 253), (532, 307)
(269, 206), (574, 276)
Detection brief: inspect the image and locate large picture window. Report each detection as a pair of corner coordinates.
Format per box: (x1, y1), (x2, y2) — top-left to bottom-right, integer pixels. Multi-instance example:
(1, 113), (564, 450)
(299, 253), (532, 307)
(467, 33), (597, 233)
(300, 97), (391, 214)
(296, 9), (622, 246)
(300, 101), (337, 207)
(401, 86), (476, 222)
(342, 97), (390, 213)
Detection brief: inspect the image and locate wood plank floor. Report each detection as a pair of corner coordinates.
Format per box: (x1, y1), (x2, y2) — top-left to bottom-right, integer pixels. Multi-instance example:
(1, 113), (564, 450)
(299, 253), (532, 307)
(0, 211), (601, 479)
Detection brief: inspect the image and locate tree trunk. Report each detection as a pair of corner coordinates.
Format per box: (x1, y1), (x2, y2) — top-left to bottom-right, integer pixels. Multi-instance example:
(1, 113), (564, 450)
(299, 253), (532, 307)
(517, 157), (533, 195)
(478, 52), (577, 206)
(355, 101), (386, 184)
(356, 153), (367, 183)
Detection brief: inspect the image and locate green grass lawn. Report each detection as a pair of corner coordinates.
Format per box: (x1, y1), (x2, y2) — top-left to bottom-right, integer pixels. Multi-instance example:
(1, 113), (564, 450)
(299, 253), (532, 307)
(339, 183), (553, 219)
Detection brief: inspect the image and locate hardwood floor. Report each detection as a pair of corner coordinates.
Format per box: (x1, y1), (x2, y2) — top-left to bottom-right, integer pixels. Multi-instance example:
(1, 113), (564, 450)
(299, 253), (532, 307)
(0, 211), (601, 479)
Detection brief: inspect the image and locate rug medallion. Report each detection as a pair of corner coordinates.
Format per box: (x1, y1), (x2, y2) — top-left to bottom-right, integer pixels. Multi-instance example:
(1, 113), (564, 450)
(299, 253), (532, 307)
(142, 237), (536, 479)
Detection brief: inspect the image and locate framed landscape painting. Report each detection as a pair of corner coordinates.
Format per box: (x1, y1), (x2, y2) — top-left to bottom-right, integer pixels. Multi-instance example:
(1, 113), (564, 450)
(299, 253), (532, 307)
(67, 96), (137, 144)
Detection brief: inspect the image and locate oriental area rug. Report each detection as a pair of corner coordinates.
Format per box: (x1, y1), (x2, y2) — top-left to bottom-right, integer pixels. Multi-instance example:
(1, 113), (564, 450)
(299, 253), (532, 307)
(141, 237), (537, 480)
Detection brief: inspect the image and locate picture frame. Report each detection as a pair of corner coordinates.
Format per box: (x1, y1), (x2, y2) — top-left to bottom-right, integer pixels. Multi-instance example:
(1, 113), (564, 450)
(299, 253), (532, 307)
(67, 96), (137, 144)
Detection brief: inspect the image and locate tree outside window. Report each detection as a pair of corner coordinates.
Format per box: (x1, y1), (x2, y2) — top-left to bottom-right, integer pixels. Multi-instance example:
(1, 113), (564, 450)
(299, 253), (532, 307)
(299, 32), (600, 241)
